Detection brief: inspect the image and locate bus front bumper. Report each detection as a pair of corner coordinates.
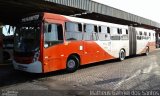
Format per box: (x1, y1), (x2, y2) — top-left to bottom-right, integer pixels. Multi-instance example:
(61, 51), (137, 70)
(13, 60), (43, 73)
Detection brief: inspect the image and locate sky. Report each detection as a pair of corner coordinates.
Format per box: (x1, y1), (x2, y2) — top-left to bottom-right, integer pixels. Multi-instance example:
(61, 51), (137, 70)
(92, 0), (160, 22)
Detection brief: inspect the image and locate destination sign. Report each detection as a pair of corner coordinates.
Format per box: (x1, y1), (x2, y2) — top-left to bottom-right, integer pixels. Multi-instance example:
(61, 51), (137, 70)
(22, 15), (40, 22)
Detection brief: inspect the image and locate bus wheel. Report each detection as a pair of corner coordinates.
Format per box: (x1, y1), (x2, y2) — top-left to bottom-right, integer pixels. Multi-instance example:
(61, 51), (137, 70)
(66, 56), (79, 73)
(119, 50), (126, 61)
(145, 47), (149, 56)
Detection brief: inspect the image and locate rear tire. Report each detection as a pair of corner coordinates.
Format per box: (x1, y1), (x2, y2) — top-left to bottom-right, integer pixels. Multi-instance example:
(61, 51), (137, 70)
(119, 50), (126, 61)
(66, 56), (79, 73)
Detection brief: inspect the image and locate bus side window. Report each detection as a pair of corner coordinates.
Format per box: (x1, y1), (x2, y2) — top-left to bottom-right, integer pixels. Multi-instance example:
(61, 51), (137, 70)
(140, 31), (143, 40)
(94, 25), (98, 33)
(48, 24), (52, 33)
(139, 31), (142, 35)
(107, 27), (110, 34)
(118, 29), (122, 34)
(44, 23), (63, 48)
(99, 26), (110, 41)
(117, 28), (120, 34)
(83, 24), (97, 41)
(78, 24), (82, 32)
(99, 26), (101, 33)
(65, 22), (83, 40)
(110, 27), (120, 40)
(149, 33), (151, 36)
(57, 25), (63, 40)
(126, 29), (128, 34)
(144, 32), (147, 36)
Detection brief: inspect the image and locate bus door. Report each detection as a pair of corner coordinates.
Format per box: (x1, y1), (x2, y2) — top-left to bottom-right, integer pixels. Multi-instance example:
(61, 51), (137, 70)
(129, 26), (137, 55)
(43, 21), (64, 72)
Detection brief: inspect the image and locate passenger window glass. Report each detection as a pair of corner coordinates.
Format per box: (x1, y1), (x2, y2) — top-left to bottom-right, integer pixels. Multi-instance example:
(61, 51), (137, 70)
(48, 24), (52, 32)
(111, 27), (118, 35)
(101, 26), (107, 33)
(99, 26), (110, 41)
(110, 27), (120, 40)
(149, 33), (151, 36)
(44, 23), (63, 48)
(99, 33), (110, 41)
(139, 31), (142, 35)
(107, 27), (110, 34)
(84, 24), (94, 33)
(144, 32), (147, 36)
(94, 25), (98, 33)
(65, 22), (82, 40)
(126, 29), (128, 34)
(84, 24), (98, 40)
(117, 28), (120, 34)
(99, 26), (101, 32)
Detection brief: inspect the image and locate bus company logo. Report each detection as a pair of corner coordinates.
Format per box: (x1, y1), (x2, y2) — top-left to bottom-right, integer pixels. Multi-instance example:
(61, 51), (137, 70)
(1, 90), (18, 96)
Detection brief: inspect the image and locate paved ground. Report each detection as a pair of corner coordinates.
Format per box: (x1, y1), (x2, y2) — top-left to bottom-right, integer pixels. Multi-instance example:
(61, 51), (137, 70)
(0, 49), (160, 96)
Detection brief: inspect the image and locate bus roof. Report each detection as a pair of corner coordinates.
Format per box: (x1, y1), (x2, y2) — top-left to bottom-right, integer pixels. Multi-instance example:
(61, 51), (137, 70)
(43, 12), (128, 29)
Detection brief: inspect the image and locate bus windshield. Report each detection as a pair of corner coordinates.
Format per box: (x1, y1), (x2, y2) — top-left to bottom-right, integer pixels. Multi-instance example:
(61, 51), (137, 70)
(14, 21), (41, 52)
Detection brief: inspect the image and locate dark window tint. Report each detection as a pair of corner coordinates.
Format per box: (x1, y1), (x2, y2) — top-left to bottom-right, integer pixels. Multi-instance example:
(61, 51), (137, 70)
(117, 28), (120, 34)
(144, 32), (147, 36)
(99, 26), (101, 33)
(139, 31), (142, 35)
(107, 27), (110, 34)
(94, 25), (98, 33)
(149, 33), (151, 36)
(126, 29), (128, 34)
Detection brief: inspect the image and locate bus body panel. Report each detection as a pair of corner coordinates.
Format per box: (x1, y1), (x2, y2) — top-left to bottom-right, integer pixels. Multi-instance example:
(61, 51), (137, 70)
(13, 12), (156, 73)
(136, 28), (156, 54)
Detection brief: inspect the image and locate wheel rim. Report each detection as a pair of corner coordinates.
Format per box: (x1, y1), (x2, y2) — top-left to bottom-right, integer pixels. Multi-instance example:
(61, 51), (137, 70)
(67, 59), (76, 69)
(120, 51), (125, 60)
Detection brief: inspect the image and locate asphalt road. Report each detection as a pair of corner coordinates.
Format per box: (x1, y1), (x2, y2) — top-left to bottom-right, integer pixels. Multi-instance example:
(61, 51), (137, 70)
(0, 49), (160, 96)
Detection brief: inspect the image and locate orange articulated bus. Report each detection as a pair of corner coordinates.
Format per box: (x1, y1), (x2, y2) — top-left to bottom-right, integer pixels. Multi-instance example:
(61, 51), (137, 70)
(13, 12), (156, 73)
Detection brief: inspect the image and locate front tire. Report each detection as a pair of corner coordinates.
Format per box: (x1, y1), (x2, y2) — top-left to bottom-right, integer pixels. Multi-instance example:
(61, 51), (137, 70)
(66, 56), (79, 73)
(119, 50), (126, 61)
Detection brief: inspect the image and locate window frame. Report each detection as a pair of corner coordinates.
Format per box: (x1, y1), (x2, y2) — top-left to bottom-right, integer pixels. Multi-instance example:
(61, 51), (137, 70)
(43, 22), (64, 48)
(98, 25), (111, 41)
(65, 21), (82, 33)
(83, 23), (99, 41)
(65, 21), (83, 41)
